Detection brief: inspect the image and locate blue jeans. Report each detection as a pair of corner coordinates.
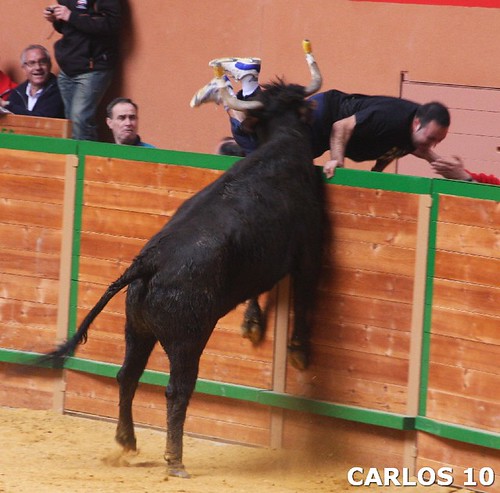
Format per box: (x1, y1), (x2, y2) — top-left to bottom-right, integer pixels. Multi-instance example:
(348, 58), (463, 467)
(58, 69), (113, 141)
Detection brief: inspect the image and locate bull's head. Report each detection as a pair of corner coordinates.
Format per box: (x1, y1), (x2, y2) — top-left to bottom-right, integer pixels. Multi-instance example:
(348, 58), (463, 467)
(214, 39), (322, 112)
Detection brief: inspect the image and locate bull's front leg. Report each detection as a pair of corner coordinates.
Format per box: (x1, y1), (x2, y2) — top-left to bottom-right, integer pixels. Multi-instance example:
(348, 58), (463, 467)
(241, 297), (264, 344)
(288, 249), (322, 370)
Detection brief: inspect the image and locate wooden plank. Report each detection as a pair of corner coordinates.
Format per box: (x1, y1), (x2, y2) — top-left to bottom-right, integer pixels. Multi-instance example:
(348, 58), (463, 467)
(283, 411), (406, 468)
(77, 257), (133, 286)
(438, 195), (499, 228)
(426, 390), (500, 433)
(0, 273), (59, 305)
(312, 322), (411, 359)
(0, 148), (67, 178)
(327, 239), (416, 276)
(431, 307), (499, 344)
(428, 362), (500, 403)
(320, 267), (414, 303)
(0, 114), (71, 138)
(325, 185), (420, 220)
(84, 156), (222, 191)
(0, 198), (63, 229)
(286, 369), (408, 413)
(417, 432), (500, 480)
(433, 278), (499, 317)
(0, 223), (61, 255)
(83, 180), (190, 215)
(429, 334), (500, 374)
(81, 206), (166, 239)
(435, 250), (500, 285)
(0, 248), (61, 279)
(436, 222), (500, 258)
(0, 172), (65, 204)
(0, 299), (58, 331)
(0, 323), (58, 353)
(330, 211), (417, 248)
(80, 231), (145, 262)
(314, 292), (412, 332)
(288, 345), (409, 388)
(0, 363), (60, 410)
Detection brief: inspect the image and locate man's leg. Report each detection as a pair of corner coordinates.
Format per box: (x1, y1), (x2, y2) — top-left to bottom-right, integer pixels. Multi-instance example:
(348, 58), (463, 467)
(57, 71), (75, 121)
(69, 70), (113, 140)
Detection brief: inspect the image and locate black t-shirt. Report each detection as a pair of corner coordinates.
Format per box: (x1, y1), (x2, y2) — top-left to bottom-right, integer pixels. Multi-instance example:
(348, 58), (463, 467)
(308, 90), (419, 161)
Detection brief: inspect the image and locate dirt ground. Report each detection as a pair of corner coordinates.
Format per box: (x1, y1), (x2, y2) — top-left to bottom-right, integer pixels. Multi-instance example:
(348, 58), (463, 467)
(0, 407), (469, 493)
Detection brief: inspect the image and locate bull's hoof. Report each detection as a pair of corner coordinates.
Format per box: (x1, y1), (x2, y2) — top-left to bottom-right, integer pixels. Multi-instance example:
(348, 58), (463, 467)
(168, 464), (190, 478)
(241, 318), (263, 344)
(287, 343), (309, 370)
(115, 431), (137, 452)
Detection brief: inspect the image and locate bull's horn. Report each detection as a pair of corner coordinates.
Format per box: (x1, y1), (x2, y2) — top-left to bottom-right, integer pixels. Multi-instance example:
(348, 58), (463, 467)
(213, 64), (264, 111)
(302, 39), (322, 96)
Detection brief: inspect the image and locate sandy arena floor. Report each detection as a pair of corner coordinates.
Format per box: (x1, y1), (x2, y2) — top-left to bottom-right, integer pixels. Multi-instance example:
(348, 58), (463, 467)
(0, 407), (471, 493)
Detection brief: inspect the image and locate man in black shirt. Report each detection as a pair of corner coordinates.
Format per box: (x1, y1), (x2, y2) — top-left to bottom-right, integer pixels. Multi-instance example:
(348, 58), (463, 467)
(310, 90), (450, 178)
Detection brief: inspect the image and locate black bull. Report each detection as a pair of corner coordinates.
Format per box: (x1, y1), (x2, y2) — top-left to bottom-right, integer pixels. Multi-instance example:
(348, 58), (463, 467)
(40, 49), (326, 478)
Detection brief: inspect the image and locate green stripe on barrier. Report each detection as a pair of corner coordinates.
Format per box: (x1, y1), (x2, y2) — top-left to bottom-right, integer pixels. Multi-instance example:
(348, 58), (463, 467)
(330, 168), (432, 194)
(418, 191), (440, 416)
(416, 417), (500, 450)
(0, 349), (413, 431)
(432, 177), (500, 201)
(77, 140), (238, 171)
(0, 132), (77, 154)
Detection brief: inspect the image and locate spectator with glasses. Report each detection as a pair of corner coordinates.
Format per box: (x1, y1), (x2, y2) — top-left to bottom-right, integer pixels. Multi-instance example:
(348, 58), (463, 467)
(1, 44), (64, 118)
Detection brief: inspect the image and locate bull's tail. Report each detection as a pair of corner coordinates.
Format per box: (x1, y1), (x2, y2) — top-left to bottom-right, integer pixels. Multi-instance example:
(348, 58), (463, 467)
(37, 258), (148, 367)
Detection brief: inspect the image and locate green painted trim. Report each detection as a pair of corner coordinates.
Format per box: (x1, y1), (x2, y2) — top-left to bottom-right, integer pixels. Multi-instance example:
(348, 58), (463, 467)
(0, 349), (42, 365)
(416, 417), (500, 450)
(258, 391), (414, 430)
(63, 357), (412, 430)
(329, 168), (432, 194)
(0, 132), (77, 154)
(0, 349), (412, 431)
(68, 153), (86, 340)
(432, 177), (500, 202)
(77, 140), (238, 171)
(418, 192), (440, 416)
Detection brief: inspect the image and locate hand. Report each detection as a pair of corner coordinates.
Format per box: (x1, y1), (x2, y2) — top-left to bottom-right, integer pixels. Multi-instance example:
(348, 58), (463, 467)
(323, 159), (343, 179)
(43, 5), (57, 21)
(44, 5), (71, 22)
(430, 156), (471, 181)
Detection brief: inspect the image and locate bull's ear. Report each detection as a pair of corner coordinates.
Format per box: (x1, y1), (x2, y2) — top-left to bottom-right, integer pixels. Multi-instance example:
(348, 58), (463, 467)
(298, 100), (316, 124)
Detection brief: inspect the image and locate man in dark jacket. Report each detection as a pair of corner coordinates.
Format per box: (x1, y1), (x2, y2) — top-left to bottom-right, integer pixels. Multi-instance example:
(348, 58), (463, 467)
(43, 0), (121, 140)
(3, 45), (64, 118)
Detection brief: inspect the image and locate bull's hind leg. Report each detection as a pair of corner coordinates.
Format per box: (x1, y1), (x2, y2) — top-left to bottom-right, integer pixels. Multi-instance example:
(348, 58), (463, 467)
(163, 342), (206, 479)
(241, 297), (264, 344)
(115, 323), (157, 452)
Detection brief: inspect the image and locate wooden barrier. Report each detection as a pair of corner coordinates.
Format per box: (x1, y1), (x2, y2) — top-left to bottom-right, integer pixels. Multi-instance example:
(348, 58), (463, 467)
(0, 134), (498, 491)
(0, 113), (72, 138)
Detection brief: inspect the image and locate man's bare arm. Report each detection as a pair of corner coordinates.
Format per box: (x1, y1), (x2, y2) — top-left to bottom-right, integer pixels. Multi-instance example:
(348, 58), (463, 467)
(323, 115), (356, 178)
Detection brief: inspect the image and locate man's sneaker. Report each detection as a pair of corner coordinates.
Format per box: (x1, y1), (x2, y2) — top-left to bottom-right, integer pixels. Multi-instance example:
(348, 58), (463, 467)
(190, 75), (233, 108)
(209, 57), (261, 81)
